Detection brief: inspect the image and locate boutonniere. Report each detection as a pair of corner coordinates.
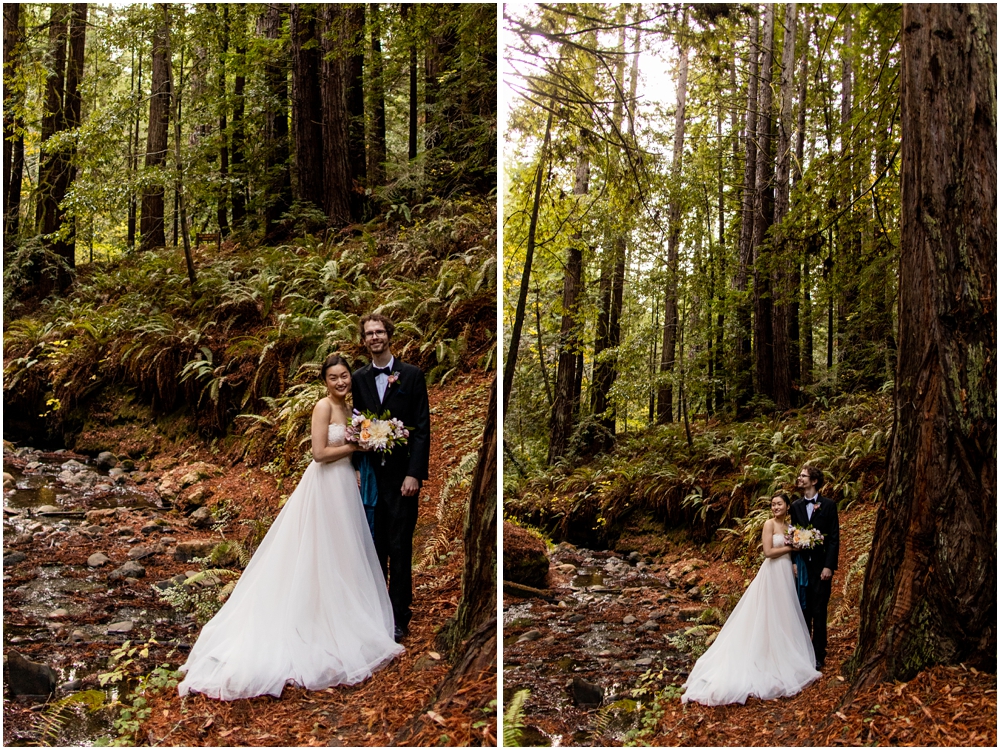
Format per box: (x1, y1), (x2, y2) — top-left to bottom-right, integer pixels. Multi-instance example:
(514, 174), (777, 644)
(387, 371), (400, 387)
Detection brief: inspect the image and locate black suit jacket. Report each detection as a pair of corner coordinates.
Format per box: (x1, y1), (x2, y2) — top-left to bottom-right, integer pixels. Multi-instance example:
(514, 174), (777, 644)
(351, 359), (431, 483)
(790, 494), (840, 573)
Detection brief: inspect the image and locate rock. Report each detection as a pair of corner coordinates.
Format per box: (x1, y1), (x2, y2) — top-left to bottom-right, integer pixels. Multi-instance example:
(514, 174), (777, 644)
(60, 679), (84, 692)
(86, 508), (119, 524)
(555, 562), (576, 574)
(686, 586), (702, 598)
(684, 624), (719, 639)
(647, 609), (668, 622)
(188, 506), (213, 528)
(179, 486), (210, 511)
(107, 620), (133, 634)
(517, 629), (542, 643)
(108, 561), (146, 581)
(636, 562), (648, 571)
(570, 676), (603, 708)
(36, 505), (64, 514)
(502, 521), (549, 588)
(108, 467), (126, 479)
(5, 650), (57, 697)
(638, 620), (659, 632)
(60, 459), (87, 472)
(115, 527), (133, 536)
(567, 613), (586, 623)
(2, 472), (13, 488)
(119, 459), (136, 472)
(161, 536), (177, 546)
(95, 452), (118, 470)
(627, 551), (642, 563)
(70, 630), (86, 643)
(140, 523), (161, 535)
(173, 540), (216, 562)
(697, 608), (721, 625)
(412, 653), (442, 671)
(622, 615), (637, 625)
(128, 545), (157, 561)
(635, 656), (654, 667)
(47, 608), (70, 619)
(3, 551), (27, 566)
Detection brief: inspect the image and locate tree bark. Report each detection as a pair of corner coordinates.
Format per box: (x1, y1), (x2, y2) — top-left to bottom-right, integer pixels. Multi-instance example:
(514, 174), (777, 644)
(771, 3), (797, 410)
(140, 4), (170, 252)
(752, 4), (776, 403)
(346, 3), (366, 215)
(367, 3), (387, 186)
(657, 12), (689, 424)
(60, 3), (87, 267)
(548, 132), (588, 464)
(319, 4), (353, 226)
(733, 12), (759, 416)
(259, 3), (292, 238)
(216, 4), (231, 237)
(3, 3), (24, 241)
(230, 4), (247, 228)
(127, 41), (142, 250)
(848, 2), (996, 689)
(401, 3), (418, 161)
(290, 3), (325, 212)
(36, 4), (69, 244)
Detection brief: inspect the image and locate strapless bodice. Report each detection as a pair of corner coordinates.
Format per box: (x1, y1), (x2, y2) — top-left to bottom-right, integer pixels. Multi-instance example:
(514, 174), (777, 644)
(327, 423), (347, 447)
(772, 533), (787, 546)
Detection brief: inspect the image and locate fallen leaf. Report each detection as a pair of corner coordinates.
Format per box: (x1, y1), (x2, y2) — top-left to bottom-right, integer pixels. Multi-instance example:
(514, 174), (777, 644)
(218, 728), (236, 738)
(428, 651), (442, 660)
(426, 710), (448, 726)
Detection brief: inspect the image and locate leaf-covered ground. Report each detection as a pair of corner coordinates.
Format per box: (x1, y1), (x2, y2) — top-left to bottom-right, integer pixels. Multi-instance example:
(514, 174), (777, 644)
(4, 372), (496, 746)
(503, 500), (996, 746)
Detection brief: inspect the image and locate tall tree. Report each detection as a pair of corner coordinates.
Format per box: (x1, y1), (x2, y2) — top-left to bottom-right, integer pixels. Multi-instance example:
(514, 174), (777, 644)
(345, 4), (367, 218)
(319, 4), (353, 226)
(139, 4), (171, 251)
(36, 4), (70, 248)
(290, 4), (325, 212)
(849, 2), (996, 690)
(771, 3), (797, 410)
(230, 4), (248, 228)
(3, 3), (25, 242)
(367, 2), (387, 186)
(656, 10), (690, 424)
(258, 2), (292, 238)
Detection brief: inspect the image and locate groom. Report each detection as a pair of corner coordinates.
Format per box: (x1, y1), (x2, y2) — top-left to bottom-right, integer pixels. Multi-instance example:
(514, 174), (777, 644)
(352, 313), (431, 642)
(790, 465), (840, 669)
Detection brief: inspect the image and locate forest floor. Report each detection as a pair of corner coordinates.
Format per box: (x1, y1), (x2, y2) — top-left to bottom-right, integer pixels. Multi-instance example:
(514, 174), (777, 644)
(4, 372), (496, 747)
(503, 502), (997, 746)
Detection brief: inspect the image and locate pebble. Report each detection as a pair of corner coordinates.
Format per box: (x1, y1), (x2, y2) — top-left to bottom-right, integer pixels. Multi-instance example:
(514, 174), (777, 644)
(47, 609), (69, 619)
(108, 561), (146, 580)
(567, 613), (586, 623)
(107, 620), (133, 634)
(70, 630), (86, 643)
(3, 551), (27, 566)
(638, 620), (659, 632)
(622, 615), (637, 625)
(635, 656), (654, 667)
(517, 629), (542, 643)
(128, 545), (158, 560)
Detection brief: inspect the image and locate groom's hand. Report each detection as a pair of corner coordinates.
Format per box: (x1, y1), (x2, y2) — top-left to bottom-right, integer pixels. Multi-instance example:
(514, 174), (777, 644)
(401, 476), (420, 496)
(820, 567), (833, 581)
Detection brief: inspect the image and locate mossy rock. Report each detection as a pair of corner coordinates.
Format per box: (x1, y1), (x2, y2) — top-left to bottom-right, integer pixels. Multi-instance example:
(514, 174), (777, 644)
(503, 521), (549, 588)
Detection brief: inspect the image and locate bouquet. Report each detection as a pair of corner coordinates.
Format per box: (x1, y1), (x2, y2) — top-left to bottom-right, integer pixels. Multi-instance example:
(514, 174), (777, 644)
(345, 409), (409, 460)
(785, 525), (825, 549)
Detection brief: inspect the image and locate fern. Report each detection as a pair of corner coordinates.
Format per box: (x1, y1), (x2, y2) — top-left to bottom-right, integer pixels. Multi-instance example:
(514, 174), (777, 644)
(34, 690), (106, 746)
(502, 689), (530, 747)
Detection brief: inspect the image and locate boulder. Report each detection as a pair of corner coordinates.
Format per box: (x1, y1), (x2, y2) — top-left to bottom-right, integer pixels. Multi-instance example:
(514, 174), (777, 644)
(108, 561), (146, 581)
(95, 452), (118, 470)
(502, 521), (549, 588)
(188, 506), (213, 528)
(569, 676), (603, 708)
(172, 540), (216, 563)
(127, 545), (158, 561)
(5, 651), (57, 697)
(85, 508), (119, 524)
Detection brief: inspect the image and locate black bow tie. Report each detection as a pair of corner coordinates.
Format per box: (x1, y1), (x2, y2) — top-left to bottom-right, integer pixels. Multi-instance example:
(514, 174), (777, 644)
(807, 500), (818, 507)
(373, 366), (391, 376)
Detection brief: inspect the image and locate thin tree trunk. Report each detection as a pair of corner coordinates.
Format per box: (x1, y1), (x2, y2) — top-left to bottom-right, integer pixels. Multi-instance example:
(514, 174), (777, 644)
(534, 285), (552, 408)
(174, 42), (196, 286)
(3, 4), (24, 242)
(36, 4), (69, 242)
(128, 41), (142, 250)
(657, 11), (689, 424)
(733, 12), (759, 416)
(346, 4), (366, 220)
(849, 2), (996, 690)
(771, 3), (797, 410)
(794, 15), (811, 386)
(502, 109), (552, 415)
(216, 5), (231, 236)
(230, 4), (247, 228)
(401, 3), (418, 161)
(367, 3), (387, 186)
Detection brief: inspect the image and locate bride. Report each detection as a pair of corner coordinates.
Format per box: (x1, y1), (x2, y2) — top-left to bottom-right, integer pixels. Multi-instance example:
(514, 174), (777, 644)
(681, 493), (821, 706)
(177, 354), (403, 700)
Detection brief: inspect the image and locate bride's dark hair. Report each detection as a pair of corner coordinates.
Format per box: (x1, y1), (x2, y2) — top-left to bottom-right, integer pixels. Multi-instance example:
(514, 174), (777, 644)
(772, 492), (791, 509)
(321, 353), (352, 379)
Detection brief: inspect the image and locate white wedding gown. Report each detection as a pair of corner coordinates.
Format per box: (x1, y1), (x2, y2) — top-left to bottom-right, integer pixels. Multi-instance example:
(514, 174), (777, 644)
(681, 534), (821, 706)
(177, 423), (403, 700)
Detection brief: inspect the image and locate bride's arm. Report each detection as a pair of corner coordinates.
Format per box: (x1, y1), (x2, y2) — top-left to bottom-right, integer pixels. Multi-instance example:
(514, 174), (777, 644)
(310, 400), (357, 463)
(762, 520), (793, 559)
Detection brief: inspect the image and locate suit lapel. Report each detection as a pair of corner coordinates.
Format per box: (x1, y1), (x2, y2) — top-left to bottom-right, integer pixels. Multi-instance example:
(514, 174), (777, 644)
(362, 363), (380, 412)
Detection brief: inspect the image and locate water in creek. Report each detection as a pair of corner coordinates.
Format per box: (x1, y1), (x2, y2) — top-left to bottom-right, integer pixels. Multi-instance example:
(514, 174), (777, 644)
(3, 448), (174, 746)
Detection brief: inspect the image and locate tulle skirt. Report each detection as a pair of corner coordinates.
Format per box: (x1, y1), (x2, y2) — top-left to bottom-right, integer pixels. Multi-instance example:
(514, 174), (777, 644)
(681, 554), (821, 706)
(177, 457), (403, 700)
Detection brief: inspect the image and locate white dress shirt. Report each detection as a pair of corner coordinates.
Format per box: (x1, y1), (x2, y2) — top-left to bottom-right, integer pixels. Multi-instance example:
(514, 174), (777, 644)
(375, 356), (395, 402)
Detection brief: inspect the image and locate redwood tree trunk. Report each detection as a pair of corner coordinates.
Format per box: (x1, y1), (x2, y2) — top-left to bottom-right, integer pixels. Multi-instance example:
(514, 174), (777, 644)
(3, 4), (24, 242)
(367, 3), (387, 186)
(36, 4), (69, 243)
(216, 4), (230, 237)
(848, 2), (996, 690)
(548, 133), (588, 464)
(345, 3), (366, 220)
(319, 4), (353, 226)
(752, 4), (775, 402)
(290, 4), (325, 211)
(230, 5), (247, 228)
(139, 4), (171, 252)
(259, 3), (291, 238)
(733, 12), (759, 416)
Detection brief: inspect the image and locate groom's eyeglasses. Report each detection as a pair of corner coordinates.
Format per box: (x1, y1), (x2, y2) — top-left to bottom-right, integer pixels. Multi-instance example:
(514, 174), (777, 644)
(363, 329), (387, 339)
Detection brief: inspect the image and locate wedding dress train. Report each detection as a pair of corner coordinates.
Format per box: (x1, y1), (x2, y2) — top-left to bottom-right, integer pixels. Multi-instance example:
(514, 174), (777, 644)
(178, 423), (403, 700)
(681, 534), (821, 706)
